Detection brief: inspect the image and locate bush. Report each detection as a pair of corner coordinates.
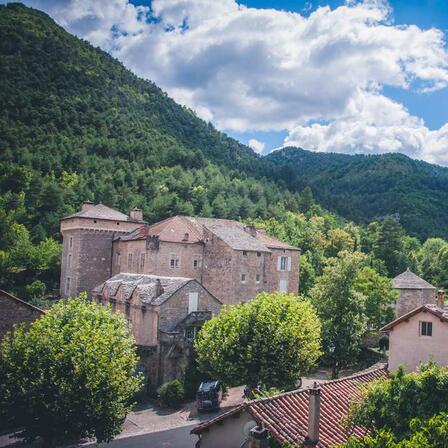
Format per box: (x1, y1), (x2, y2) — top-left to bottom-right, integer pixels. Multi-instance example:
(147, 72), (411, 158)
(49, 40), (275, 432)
(159, 380), (185, 408)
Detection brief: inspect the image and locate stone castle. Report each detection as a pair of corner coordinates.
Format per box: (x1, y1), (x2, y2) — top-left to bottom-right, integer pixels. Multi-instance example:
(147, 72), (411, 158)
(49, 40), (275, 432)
(60, 202), (300, 305)
(60, 202), (300, 386)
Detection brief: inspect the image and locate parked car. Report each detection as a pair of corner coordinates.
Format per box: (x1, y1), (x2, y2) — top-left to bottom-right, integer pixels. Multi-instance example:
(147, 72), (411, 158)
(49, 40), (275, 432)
(196, 380), (223, 412)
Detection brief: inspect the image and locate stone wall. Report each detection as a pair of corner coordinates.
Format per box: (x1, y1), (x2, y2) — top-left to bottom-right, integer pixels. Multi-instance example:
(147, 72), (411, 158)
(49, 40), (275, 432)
(396, 288), (437, 317)
(0, 290), (44, 340)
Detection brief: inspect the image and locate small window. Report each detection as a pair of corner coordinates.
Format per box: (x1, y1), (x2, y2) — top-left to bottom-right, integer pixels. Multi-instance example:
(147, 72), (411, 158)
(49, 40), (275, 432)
(66, 277), (71, 294)
(241, 274), (246, 283)
(257, 252), (261, 257)
(128, 253), (133, 269)
(280, 256), (288, 271)
(193, 255), (202, 269)
(188, 292), (198, 313)
(69, 237), (73, 249)
(420, 321), (433, 337)
(243, 251), (247, 256)
(170, 254), (180, 268)
(68, 254), (72, 268)
(116, 253), (121, 266)
(256, 274), (261, 284)
(185, 327), (198, 341)
(140, 253), (145, 270)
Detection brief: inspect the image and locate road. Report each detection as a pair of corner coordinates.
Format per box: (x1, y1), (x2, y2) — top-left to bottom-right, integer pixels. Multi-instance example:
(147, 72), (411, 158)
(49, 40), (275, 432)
(99, 424), (197, 448)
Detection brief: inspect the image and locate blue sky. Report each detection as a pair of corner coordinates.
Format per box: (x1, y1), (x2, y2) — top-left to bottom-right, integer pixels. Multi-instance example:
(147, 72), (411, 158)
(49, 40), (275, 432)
(14, 0), (448, 164)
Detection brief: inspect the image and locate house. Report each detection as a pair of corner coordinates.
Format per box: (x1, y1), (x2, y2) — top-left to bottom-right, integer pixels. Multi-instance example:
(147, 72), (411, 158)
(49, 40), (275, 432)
(60, 203), (300, 304)
(0, 289), (44, 340)
(381, 303), (448, 371)
(392, 269), (437, 317)
(191, 367), (387, 448)
(92, 273), (221, 385)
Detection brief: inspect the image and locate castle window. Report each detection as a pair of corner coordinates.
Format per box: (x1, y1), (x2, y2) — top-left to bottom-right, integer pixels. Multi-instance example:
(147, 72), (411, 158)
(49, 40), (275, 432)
(420, 321), (433, 337)
(170, 254), (180, 268)
(69, 237), (73, 249)
(243, 251), (247, 256)
(68, 254), (72, 268)
(116, 253), (121, 266)
(188, 292), (198, 313)
(128, 253), (133, 269)
(185, 327), (198, 341)
(140, 253), (145, 270)
(278, 256), (291, 272)
(65, 277), (71, 294)
(193, 255), (202, 269)
(257, 252), (261, 257)
(256, 274), (261, 284)
(241, 274), (246, 284)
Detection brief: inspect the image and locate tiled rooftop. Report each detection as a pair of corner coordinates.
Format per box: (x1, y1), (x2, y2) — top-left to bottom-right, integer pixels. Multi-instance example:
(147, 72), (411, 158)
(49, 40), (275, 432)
(192, 367), (388, 447)
(63, 203), (143, 223)
(92, 273), (195, 305)
(392, 269), (436, 290)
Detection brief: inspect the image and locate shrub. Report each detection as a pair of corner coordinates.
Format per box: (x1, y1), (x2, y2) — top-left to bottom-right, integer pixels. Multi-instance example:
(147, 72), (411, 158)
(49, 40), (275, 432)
(159, 380), (185, 408)
(379, 334), (389, 351)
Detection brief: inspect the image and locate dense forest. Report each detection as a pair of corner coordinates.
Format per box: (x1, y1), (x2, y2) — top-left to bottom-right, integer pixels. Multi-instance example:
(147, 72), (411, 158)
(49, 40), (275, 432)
(1, 3), (448, 303)
(268, 148), (448, 240)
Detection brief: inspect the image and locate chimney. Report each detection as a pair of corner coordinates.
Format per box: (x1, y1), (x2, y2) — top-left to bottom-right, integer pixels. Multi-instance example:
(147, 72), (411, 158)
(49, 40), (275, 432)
(249, 426), (269, 448)
(81, 201), (95, 211)
(155, 279), (164, 297)
(130, 208), (143, 221)
(304, 382), (321, 446)
(244, 225), (257, 238)
(437, 290), (445, 309)
(182, 232), (189, 242)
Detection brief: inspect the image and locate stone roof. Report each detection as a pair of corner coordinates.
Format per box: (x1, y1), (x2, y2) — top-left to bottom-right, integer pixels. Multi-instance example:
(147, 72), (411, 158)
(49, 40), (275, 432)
(392, 269), (436, 290)
(117, 215), (299, 252)
(93, 273), (208, 306)
(62, 203), (143, 223)
(0, 289), (45, 314)
(381, 304), (448, 331)
(192, 367), (388, 447)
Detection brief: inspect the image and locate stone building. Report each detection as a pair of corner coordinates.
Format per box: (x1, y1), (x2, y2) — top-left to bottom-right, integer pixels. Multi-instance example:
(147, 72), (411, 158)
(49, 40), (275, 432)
(60, 202), (145, 298)
(0, 289), (44, 340)
(392, 269), (437, 317)
(61, 205), (300, 304)
(92, 273), (221, 385)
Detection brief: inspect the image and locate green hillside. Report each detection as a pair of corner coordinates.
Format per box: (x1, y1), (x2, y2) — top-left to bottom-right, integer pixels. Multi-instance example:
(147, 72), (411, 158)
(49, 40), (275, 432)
(268, 148), (448, 240)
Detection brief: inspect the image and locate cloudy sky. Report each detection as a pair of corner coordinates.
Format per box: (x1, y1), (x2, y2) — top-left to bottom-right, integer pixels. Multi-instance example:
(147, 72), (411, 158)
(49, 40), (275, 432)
(13, 0), (448, 164)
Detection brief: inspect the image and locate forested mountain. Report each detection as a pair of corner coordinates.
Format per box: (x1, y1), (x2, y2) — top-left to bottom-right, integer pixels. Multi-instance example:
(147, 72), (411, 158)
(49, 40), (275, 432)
(268, 148), (448, 240)
(2, 3), (448, 301)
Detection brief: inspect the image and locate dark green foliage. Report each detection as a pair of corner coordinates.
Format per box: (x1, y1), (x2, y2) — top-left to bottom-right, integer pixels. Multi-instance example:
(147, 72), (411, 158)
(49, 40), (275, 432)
(268, 148), (448, 240)
(159, 380), (185, 408)
(0, 296), (142, 445)
(379, 334), (389, 351)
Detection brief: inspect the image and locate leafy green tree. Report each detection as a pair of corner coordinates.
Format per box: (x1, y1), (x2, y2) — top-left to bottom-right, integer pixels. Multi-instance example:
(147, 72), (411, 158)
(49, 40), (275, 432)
(309, 252), (367, 378)
(195, 292), (322, 389)
(344, 365), (448, 442)
(354, 267), (397, 329)
(0, 297), (142, 446)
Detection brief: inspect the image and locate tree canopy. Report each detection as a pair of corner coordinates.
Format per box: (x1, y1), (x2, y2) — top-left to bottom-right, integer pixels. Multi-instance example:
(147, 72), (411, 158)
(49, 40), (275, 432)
(0, 297), (142, 446)
(195, 292), (322, 389)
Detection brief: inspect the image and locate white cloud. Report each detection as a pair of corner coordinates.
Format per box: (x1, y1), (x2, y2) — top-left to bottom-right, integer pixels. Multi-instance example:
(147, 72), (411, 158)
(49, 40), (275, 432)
(248, 138), (266, 154)
(15, 0), (448, 163)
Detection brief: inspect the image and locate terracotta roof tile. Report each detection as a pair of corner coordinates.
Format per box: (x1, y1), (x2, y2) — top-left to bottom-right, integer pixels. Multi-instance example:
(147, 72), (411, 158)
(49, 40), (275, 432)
(191, 367), (388, 447)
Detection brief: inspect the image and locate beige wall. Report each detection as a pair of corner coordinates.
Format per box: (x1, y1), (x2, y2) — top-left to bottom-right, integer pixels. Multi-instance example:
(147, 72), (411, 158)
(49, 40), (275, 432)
(388, 311), (448, 371)
(198, 410), (255, 448)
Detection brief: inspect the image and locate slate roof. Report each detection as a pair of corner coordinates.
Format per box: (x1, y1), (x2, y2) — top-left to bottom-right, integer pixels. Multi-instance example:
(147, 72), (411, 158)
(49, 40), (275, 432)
(392, 269), (436, 290)
(191, 367), (388, 447)
(92, 273), (197, 305)
(381, 304), (448, 331)
(62, 203), (143, 223)
(118, 215), (299, 252)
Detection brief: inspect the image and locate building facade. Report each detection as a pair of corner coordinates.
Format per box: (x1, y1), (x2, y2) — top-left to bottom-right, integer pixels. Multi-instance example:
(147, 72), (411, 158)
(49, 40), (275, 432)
(92, 273), (221, 385)
(0, 289), (44, 340)
(61, 205), (300, 304)
(382, 304), (448, 372)
(392, 269), (437, 317)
